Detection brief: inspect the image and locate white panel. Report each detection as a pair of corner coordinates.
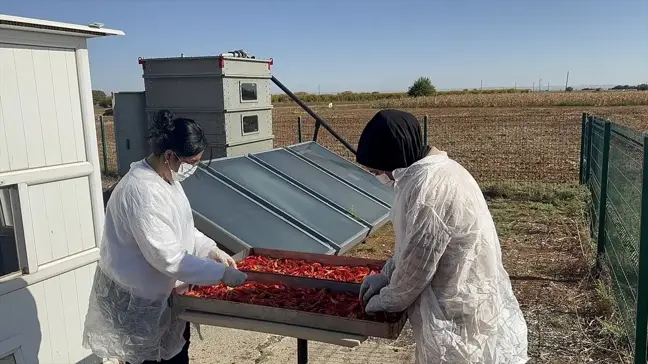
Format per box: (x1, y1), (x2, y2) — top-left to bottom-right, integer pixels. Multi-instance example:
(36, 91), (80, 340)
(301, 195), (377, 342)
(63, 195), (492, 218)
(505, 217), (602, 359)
(60, 269), (84, 361)
(13, 47), (46, 168)
(60, 180), (83, 255)
(28, 178), (95, 265)
(0, 90), (8, 172)
(0, 46), (28, 171)
(28, 184), (52, 264)
(49, 50), (78, 164)
(74, 178), (96, 251)
(28, 283), (53, 363)
(75, 263), (93, 333)
(42, 182), (67, 261)
(42, 276), (71, 363)
(65, 51), (86, 162)
(32, 48), (63, 166)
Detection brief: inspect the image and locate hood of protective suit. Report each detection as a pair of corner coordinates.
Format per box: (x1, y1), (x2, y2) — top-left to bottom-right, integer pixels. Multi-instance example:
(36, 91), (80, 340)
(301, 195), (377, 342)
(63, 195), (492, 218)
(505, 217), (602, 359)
(374, 153), (529, 363)
(356, 109), (431, 171)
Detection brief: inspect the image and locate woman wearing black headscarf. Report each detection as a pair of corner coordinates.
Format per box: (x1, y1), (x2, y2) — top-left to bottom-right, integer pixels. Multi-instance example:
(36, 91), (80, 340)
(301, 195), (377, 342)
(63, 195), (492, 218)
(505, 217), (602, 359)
(357, 109), (528, 364)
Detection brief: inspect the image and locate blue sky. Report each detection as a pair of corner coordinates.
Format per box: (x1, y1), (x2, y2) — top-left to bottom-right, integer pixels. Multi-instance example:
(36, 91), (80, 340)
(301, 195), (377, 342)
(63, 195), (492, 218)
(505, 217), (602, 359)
(3, 0), (647, 93)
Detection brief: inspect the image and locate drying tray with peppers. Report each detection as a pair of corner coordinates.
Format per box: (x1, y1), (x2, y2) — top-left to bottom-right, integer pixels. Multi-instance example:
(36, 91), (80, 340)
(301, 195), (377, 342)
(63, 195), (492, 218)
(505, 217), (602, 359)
(171, 248), (407, 339)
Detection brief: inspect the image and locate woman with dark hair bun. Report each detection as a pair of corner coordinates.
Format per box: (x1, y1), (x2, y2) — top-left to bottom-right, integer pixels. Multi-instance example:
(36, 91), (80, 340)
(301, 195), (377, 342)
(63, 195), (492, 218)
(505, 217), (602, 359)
(83, 110), (247, 364)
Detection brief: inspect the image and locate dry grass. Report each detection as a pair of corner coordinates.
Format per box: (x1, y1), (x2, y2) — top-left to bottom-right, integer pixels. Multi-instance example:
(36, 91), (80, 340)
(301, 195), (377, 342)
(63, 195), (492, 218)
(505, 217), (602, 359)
(350, 183), (632, 363)
(369, 91), (648, 109)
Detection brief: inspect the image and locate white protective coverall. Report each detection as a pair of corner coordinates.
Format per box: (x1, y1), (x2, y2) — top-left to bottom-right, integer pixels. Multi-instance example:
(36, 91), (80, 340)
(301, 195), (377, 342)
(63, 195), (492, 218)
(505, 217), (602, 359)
(369, 152), (528, 364)
(83, 160), (228, 363)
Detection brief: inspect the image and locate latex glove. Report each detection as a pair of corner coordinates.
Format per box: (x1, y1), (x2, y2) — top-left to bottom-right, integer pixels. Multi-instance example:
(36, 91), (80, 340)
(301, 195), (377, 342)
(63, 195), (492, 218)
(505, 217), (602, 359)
(359, 273), (389, 303)
(364, 295), (386, 314)
(209, 247), (237, 268)
(221, 267), (247, 287)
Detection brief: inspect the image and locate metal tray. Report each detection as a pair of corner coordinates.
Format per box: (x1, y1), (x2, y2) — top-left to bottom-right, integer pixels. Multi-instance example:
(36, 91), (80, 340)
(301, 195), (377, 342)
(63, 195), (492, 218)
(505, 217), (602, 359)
(171, 272), (406, 339)
(232, 247), (386, 284)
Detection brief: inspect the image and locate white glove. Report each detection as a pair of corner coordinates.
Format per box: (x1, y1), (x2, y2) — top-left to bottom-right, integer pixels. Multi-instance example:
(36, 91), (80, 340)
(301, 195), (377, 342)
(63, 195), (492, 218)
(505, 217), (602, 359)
(209, 247), (237, 268)
(364, 295), (385, 314)
(359, 273), (389, 303)
(221, 267), (247, 287)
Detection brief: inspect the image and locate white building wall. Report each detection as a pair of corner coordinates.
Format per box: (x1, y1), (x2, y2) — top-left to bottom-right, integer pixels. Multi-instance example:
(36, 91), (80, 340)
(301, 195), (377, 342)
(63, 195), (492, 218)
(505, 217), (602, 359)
(0, 44), (86, 172)
(0, 263), (97, 363)
(0, 15), (123, 364)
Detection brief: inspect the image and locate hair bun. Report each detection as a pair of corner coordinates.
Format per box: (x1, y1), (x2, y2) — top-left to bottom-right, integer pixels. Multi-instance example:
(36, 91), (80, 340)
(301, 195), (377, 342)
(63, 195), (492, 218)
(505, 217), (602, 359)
(152, 109), (175, 134)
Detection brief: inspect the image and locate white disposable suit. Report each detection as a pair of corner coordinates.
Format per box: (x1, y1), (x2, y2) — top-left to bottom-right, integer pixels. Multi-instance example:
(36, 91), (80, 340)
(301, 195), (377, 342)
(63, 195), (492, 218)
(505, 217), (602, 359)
(370, 152), (528, 363)
(83, 160), (228, 363)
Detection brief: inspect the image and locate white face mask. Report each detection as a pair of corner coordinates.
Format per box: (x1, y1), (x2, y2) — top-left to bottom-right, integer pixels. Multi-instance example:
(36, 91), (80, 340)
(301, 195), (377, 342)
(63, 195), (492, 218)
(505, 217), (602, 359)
(172, 162), (197, 182)
(375, 173), (394, 188)
(168, 153), (198, 182)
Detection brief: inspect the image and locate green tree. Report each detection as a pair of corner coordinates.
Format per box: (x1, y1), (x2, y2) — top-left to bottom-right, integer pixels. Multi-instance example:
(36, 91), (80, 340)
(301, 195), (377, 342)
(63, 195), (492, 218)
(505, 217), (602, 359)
(408, 77), (436, 97)
(565, 86), (574, 92)
(637, 84), (648, 91)
(92, 90), (106, 105)
(98, 97), (112, 108)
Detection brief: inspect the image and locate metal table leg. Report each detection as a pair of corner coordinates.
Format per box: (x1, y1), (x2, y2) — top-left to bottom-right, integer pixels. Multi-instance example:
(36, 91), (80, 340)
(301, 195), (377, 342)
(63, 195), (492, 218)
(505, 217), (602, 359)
(297, 338), (308, 364)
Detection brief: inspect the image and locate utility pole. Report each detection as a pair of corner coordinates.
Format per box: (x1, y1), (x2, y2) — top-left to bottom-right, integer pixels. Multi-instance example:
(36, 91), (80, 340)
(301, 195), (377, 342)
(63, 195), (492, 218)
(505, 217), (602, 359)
(539, 78), (542, 92)
(533, 81), (535, 92)
(480, 80), (483, 91)
(547, 82), (550, 92)
(565, 71), (570, 91)
(514, 81), (517, 90)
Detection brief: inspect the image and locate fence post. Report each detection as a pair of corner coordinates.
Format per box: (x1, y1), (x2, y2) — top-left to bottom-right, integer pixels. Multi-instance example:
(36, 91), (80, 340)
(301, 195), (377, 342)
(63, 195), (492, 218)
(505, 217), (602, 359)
(312, 121), (321, 142)
(596, 120), (611, 263)
(99, 115), (108, 173)
(579, 113), (587, 184)
(297, 116), (303, 143)
(633, 133), (648, 364)
(423, 115), (429, 145)
(585, 115), (594, 183)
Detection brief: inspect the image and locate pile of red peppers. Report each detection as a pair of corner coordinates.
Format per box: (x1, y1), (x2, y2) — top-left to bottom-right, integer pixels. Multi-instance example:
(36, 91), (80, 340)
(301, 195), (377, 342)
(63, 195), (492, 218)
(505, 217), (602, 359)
(237, 255), (381, 283)
(184, 255), (399, 322)
(185, 282), (399, 322)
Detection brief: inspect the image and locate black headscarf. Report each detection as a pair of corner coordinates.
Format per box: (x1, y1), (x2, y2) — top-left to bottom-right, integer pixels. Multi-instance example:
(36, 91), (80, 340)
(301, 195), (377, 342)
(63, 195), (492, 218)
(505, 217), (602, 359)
(356, 109), (430, 171)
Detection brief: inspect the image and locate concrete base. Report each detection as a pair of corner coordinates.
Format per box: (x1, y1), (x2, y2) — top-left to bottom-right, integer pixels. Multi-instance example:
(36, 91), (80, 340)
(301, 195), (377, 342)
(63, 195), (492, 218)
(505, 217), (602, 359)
(188, 323), (416, 363)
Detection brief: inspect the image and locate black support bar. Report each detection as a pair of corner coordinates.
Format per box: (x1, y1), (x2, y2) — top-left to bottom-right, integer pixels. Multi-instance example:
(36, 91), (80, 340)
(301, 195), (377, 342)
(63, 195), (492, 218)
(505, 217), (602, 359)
(271, 76), (357, 156)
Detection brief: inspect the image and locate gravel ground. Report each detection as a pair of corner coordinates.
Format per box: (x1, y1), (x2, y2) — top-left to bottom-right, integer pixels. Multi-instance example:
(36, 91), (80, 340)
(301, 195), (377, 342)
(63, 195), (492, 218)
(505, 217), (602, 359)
(189, 323), (416, 364)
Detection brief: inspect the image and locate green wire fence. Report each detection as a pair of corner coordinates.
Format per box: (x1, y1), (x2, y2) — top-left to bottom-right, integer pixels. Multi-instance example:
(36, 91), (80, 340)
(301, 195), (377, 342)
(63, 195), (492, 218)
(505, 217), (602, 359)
(580, 113), (648, 364)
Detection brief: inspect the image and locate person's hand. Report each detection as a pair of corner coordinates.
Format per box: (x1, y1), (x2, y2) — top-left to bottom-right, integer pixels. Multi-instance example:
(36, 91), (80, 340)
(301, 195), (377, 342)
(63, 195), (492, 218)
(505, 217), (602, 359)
(209, 247), (237, 268)
(359, 273), (389, 303)
(221, 267), (247, 287)
(364, 295), (385, 314)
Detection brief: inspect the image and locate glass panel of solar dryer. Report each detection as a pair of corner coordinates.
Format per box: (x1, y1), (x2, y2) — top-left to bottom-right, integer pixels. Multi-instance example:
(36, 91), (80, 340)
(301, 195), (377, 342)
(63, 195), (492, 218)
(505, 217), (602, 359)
(288, 142), (394, 207)
(251, 149), (389, 225)
(182, 169), (333, 254)
(206, 157), (368, 249)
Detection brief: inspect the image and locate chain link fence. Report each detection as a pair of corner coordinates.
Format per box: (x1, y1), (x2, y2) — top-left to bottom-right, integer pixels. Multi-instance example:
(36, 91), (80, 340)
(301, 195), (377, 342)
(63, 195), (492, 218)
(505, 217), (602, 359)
(581, 114), (648, 364)
(273, 108), (581, 183)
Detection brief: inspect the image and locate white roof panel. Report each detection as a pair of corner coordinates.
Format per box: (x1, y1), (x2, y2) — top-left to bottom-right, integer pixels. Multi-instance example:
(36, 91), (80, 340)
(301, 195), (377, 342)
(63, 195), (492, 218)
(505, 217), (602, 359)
(0, 14), (124, 37)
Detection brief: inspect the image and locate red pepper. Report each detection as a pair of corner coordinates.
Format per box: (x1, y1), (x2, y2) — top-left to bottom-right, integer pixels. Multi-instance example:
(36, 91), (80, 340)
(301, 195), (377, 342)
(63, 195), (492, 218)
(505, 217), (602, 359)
(237, 255), (382, 283)
(185, 282), (399, 323)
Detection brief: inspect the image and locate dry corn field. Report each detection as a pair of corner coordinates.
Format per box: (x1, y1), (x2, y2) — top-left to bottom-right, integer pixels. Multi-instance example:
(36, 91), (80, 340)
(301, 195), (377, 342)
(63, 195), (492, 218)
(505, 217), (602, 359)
(96, 93), (648, 185)
(366, 90), (648, 108)
(272, 105), (648, 184)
